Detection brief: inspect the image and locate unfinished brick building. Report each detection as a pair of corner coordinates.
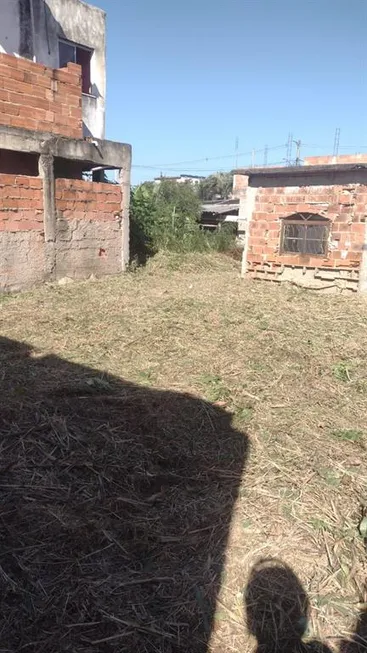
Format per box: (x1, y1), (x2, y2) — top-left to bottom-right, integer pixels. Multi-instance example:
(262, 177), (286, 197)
(233, 155), (367, 293)
(0, 0), (131, 292)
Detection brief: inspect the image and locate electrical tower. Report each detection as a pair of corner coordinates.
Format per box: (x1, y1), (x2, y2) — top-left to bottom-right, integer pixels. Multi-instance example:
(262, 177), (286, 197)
(294, 139), (302, 166)
(333, 128), (341, 157)
(286, 133), (293, 165)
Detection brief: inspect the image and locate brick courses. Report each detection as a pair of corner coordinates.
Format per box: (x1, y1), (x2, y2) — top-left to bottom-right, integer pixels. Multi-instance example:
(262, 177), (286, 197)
(0, 173), (43, 232)
(246, 184), (366, 275)
(0, 53), (82, 139)
(55, 179), (122, 221)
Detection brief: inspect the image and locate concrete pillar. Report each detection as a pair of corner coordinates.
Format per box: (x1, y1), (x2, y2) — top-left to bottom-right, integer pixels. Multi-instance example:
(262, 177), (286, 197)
(239, 178), (257, 277)
(38, 153), (56, 280)
(119, 151), (131, 271)
(358, 220), (367, 293)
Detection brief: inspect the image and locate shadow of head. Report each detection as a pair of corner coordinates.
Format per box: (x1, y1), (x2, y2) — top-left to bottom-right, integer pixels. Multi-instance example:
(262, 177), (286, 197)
(245, 559), (335, 653)
(340, 607), (367, 653)
(245, 558), (309, 653)
(0, 336), (248, 652)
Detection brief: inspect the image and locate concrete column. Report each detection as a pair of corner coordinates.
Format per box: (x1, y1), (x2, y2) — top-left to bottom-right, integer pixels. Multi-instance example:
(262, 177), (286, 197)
(38, 153), (56, 280)
(239, 178), (257, 277)
(358, 220), (367, 293)
(119, 147), (132, 271)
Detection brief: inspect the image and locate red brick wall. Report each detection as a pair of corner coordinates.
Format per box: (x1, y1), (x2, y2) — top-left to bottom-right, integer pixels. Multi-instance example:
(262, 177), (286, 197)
(304, 154), (367, 166)
(246, 184), (366, 273)
(0, 54), (82, 139)
(0, 174), (43, 232)
(55, 179), (122, 221)
(233, 173), (248, 198)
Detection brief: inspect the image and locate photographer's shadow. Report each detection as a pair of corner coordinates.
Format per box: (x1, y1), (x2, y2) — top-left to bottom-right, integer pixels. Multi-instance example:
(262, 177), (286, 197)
(245, 558), (367, 653)
(244, 558), (332, 653)
(0, 336), (248, 652)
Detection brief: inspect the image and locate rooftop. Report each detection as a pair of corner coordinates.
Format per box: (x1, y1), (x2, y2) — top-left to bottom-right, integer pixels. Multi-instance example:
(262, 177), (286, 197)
(233, 163), (367, 177)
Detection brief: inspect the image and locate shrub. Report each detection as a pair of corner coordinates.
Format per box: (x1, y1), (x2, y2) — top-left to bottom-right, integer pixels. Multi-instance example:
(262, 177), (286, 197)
(129, 180), (236, 263)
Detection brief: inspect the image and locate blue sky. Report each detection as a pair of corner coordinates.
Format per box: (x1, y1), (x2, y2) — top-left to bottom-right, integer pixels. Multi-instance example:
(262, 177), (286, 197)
(93, 0), (366, 184)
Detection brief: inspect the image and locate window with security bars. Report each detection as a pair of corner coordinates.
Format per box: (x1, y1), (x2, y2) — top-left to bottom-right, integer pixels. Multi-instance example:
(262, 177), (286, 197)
(281, 213), (329, 256)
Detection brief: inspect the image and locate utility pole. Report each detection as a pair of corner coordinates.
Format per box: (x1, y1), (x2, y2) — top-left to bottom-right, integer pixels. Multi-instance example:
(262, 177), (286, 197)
(333, 128), (341, 157)
(235, 136), (239, 168)
(263, 145), (268, 166)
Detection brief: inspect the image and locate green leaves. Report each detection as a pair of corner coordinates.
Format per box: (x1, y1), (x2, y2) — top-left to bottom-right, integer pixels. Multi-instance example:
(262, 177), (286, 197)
(198, 172), (233, 200)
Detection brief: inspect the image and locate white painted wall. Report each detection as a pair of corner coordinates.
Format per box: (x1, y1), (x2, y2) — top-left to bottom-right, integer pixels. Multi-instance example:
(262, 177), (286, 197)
(0, 0), (21, 56)
(0, 0), (106, 139)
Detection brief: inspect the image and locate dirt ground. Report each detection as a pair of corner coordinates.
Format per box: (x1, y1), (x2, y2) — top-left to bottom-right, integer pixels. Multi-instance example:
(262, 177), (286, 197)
(0, 252), (366, 653)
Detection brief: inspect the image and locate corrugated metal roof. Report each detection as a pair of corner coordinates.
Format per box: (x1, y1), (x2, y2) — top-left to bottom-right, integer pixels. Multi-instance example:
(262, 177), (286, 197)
(201, 200), (239, 214)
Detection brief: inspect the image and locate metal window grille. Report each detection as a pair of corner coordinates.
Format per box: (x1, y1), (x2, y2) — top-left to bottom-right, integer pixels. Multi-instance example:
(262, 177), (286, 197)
(281, 213), (329, 256)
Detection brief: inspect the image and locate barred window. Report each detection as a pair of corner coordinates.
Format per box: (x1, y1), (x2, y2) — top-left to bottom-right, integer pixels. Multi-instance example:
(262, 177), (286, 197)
(281, 213), (329, 256)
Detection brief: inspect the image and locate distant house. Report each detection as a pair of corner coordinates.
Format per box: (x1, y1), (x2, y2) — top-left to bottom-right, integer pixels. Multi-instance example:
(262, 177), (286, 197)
(154, 174), (204, 185)
(200, 199), (241, 235)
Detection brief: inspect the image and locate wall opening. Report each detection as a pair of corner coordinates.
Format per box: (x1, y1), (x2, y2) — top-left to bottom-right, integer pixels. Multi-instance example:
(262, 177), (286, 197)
(59, 39), (93, 95)
(0, 150), (39, 176)
(54, 159), (120, 185)
(54, 157), (85, 180)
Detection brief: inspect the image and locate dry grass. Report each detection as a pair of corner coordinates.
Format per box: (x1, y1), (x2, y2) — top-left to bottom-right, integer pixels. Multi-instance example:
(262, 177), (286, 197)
(0, 251), (367, 653)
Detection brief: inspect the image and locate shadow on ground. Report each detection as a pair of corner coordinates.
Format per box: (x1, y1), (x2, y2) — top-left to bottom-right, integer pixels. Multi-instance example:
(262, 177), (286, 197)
(0, 336), (248, 652)
(244, 558), (367, 653)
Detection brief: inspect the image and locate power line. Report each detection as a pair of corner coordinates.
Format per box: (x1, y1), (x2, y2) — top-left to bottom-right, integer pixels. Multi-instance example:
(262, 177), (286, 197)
(132, 138), (367, 172)
(132, 144), (286, 169)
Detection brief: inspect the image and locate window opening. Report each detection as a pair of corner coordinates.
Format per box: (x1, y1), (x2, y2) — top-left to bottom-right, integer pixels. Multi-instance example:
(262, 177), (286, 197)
(59, 39), (93, 95)
(281, 213), (329, 256)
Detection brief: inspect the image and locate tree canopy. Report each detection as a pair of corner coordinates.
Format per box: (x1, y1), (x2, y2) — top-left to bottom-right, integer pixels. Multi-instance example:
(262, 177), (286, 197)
(198, 172), (233, 201)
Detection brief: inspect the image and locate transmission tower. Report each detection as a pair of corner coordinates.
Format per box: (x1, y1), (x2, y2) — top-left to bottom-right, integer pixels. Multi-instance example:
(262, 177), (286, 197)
(286, 132), (293, 165)
(294, 139), (302, 166)
(333, 128), (341, 156)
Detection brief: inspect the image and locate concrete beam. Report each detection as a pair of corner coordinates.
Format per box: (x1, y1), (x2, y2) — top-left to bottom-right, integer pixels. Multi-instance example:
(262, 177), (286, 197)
(0, 125), (131, 169)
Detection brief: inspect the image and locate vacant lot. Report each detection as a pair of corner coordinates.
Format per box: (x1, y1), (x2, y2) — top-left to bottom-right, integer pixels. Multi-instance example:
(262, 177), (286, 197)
(0, 253), (366, 652)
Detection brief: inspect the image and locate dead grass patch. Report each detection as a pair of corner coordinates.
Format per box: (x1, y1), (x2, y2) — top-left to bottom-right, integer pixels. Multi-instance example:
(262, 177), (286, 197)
(0, 252), (366, 652)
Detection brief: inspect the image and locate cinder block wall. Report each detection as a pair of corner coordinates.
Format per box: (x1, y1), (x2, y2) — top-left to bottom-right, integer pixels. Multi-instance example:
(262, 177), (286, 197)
(0, 174), (124, 291)
(0, 54), (82, 139)
(55, 179), (123, 280)
(0, 173), (45, 290)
